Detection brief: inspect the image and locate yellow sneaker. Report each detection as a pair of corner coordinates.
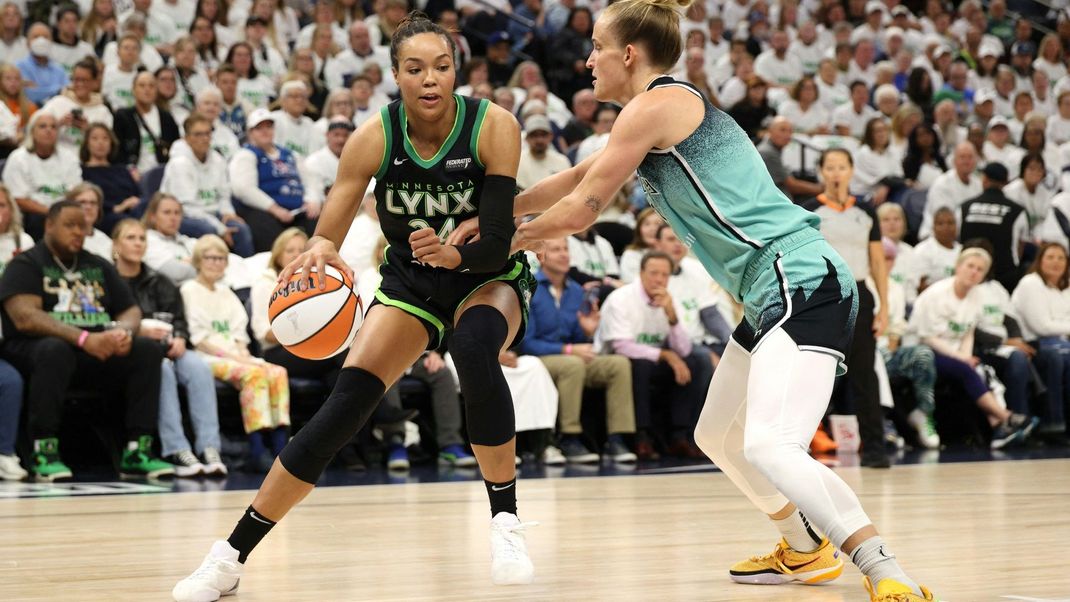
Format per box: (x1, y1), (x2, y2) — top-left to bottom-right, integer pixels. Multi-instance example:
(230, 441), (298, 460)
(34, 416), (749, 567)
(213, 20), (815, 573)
(729, 538), (844, 585)
(863, 576), (938, 601)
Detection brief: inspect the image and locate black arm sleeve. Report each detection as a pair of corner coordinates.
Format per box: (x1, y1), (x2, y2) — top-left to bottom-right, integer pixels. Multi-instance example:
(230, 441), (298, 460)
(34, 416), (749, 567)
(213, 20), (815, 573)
(454, 174), (517, 273)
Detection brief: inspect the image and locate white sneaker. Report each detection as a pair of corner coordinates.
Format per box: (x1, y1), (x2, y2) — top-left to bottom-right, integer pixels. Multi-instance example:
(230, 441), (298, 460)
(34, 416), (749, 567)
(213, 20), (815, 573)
(908, 409), (940, 450)
(171, 450), (206, 478)
(489, 512), (536, 585)
(0, 453), (27, 480)
(172, 540), (243, 602)
(541, 446), (566, 466)
(201, 448), (228, 477)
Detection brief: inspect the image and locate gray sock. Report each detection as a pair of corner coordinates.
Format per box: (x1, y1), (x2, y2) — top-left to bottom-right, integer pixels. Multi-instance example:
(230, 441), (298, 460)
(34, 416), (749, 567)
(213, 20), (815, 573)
(850, 536), (920, 595)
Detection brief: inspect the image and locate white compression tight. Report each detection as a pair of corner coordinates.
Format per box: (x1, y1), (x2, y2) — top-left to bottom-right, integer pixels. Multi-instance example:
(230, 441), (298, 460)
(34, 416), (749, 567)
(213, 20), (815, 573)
(694, 329), (872, 548)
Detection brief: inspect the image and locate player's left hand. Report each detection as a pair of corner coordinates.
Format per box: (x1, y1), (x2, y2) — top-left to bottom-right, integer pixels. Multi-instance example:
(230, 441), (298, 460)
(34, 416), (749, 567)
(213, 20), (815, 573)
(509, 225), (544, 255)
(409, 227), (461, 269)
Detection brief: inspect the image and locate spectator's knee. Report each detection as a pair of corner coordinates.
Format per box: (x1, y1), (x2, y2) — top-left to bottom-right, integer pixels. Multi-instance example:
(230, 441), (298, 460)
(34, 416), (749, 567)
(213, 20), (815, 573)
(36, 336), (76, 366)
(559, 354), (585, 376)
(130, 336), (164, 364)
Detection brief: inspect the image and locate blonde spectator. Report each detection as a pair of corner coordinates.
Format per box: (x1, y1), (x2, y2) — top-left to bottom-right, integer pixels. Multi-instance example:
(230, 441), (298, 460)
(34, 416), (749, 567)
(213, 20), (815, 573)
(2, 112), (82, 239)
(0, 62), (36, 133)
(0, 183), (31, 270)
(41, 58), (113, 155)
(180, 234), (289, 473)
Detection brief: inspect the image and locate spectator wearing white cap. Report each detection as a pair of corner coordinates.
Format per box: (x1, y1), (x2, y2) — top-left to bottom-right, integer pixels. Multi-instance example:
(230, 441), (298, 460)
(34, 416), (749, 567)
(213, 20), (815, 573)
(852, 2), (886, 53)
(161, 113), (254, 257)
(889, 6), (925, 53)
(833, 79), (880, 139)
(971, 45), (1000, 92)
(228, 108), (316, 252)
(517, 115), (570, 191)
(753, 29), (803, 89)
(971, 88), (996, 130)
(984, 117), (1025, 180)
(1047, 91), (1070, 146)
(270, 80), (319, 158)
(304, 117), (354, 209)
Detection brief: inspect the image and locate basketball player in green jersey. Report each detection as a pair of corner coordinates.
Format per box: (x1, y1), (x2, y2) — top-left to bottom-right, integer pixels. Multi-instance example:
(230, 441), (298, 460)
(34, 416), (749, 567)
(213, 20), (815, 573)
(173, 14), (538, 601)
(454, 0), (937, 599)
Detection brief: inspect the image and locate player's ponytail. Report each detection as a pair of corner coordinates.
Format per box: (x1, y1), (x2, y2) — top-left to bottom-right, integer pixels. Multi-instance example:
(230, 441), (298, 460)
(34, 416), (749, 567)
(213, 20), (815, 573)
(603, 0), (692, 70)
(389, 10), (458, 70)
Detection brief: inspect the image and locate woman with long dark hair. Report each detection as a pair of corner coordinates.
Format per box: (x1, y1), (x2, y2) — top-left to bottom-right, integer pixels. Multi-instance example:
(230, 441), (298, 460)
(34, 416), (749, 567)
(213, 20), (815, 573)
(547, 7), (594, 103)
(901, 123), (947, 190)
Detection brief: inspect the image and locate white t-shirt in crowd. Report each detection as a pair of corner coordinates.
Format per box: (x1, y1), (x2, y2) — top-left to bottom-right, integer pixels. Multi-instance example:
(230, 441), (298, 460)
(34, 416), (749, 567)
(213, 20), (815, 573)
(1010, 272), (1070, 340)
(135, 105), (163, 174)
(567, 233), (620, 279)
(913, 238), (961, 287)
(754, 51), (804, 87)
(303, 146), (340, 206)
(237, 75), (275, 109)
(1003, 178), (1055, 237)
(517, 146), (571, 191)
(908, 276), (983, 352)
(832, 103), (880, 139)
(271, 110), (320, 157)
(596, 280), (682, 353)
(776, 100), (831, 133)
(889, 240), (921, 304)
(920, 170), (983, 238)
(102, 65), (138, 109)
(2, 146), (82, 208)
(668, 256), (722, 345)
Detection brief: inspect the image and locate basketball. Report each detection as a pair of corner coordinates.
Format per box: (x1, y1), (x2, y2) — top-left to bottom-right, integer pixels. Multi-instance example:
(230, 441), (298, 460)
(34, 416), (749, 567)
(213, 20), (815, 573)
(268, 265), (363, 360)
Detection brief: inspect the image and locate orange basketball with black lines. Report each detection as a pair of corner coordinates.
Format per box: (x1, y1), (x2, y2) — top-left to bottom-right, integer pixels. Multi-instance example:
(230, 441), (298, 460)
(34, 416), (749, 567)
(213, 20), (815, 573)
(268, 265), (363, 360)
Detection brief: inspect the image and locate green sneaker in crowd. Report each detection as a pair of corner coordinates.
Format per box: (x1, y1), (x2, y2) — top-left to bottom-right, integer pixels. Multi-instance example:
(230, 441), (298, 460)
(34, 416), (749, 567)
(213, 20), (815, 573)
(120, 435), (176, 479)
(32, 437), (73, 482)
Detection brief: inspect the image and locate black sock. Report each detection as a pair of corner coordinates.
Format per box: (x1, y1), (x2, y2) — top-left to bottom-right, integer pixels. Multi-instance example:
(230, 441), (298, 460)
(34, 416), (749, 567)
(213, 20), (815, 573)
(484, 478), (517, 517)
(227, 505), (277, 563)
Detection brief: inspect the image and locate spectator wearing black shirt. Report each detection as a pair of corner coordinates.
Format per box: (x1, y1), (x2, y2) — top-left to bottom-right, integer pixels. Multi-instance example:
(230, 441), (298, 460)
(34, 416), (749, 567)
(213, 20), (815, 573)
(0, 201), (171, 482)
(958, 162), (1031, 292)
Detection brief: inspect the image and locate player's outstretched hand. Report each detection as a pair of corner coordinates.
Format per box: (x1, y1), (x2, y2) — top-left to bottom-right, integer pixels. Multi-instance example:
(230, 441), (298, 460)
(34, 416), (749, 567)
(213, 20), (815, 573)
(410, 227), (461, 269)
(445, 217), (480, 246)
(277, 236), (354, 290)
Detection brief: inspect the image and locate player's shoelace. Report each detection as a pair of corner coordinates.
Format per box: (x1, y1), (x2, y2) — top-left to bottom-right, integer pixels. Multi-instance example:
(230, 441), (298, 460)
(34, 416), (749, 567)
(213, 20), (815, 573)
(494, 521), (539, 560)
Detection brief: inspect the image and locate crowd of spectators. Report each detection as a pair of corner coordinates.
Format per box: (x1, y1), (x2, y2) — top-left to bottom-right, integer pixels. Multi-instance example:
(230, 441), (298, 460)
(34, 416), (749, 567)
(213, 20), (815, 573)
(1, 0), (1070, 482)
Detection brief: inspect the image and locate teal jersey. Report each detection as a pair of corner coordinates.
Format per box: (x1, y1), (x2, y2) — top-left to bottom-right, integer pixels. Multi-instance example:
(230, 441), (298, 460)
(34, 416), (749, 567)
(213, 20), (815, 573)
(635, 77), (821, 302)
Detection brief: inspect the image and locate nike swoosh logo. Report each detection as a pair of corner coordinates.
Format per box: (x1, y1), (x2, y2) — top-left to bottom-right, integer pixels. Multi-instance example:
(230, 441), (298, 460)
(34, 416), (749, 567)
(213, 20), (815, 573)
(248, 511), (273, 525)
(784, 557), (823, 571)
(490, 483), (514, 491)
(393, 157), (408, 165)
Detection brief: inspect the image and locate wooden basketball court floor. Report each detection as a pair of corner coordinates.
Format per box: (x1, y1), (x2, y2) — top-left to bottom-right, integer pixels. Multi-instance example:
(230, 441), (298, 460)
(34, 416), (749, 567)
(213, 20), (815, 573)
(1, 459), (1068, 601)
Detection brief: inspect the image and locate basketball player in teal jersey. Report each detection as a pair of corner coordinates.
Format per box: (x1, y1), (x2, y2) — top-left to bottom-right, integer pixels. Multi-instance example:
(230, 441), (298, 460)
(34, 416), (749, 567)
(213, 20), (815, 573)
(452, 0), (937, 599)
(172, 14), (538, 601)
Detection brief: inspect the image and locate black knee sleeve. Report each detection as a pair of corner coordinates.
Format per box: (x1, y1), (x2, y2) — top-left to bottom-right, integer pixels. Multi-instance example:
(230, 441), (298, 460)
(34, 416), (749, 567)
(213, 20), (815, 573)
(279, 367), (386, 484)
(451, 306), (515, 446)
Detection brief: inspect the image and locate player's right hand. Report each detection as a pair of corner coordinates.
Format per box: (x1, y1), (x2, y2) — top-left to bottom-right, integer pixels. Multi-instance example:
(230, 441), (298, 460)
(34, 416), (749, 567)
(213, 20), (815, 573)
(445, 217), (480, 246)
(277, 237), (355, 291)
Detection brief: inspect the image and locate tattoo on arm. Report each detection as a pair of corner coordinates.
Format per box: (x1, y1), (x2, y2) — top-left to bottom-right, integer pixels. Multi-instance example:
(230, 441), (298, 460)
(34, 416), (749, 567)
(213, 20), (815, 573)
(583, 195), (603, 214)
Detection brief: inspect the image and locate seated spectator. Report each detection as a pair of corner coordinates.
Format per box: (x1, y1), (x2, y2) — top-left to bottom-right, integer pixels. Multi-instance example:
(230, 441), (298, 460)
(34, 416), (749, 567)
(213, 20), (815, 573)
(921, 142), (982, 239)
(101, 34), (142, 110)
(312, 89), (355, 140)
(67, 182), (112, 261)
(271, 80), (318, 158)
(619, 207), (663, 284)
(80, 123), (142, 234)
(215, 63), (251, 143)
(727, 75), (774, 142)
(916, 207), (963, 291)
(17, 23), (68, 106)
(983, 118), (1025, 180)
(833, 80), (880, 139)
(958, 162), (1029, 292)
(517, 115), (570, 190)
(0, 200), (172, 481)
(112, 219), (226, 477)
(229, 108), (316, 252)
(225, 40), (275, 109)
(877, 238), (939, 449)
(101, 14), (164, 73)
(776, 76), (831, 135)
(304, 117), (353, 209)
(0, 352), (22, 480)
(1019, 117), (1061, 185)
(1046, 91), (1070, 147)
(350, 74), (387, 127)
(39, 58), (112, 156)
(521, 237), (637, 464)
(3, 112), (82, 239)
(0, 62), (37, 144)
(909, 247), (1038, 449)
(1012, 243), (1070, 435)
(180, 234), (289, 472)
(171, 37), (211, 112)
(113, 70), (180, 177)
(50, 6), (95, 73)
(0, 5), (27, 66)
(155, 66), (189, 128)
(815, 57), (850, 111)
(243, 16), (288, 85)
(568, 224), (621, 293)
(190, 17), (226, 71)
(757, 116), (823, 200)
(1004, 153), (1055, 239)
(324, 21), (391, 92)
(901, 122), (947, 191)
(192, 86), (241, 161)
(0, 184), (32, 268)
(852, 117), (905, 201)
(161, 113), (254, 257)
(560, 88), (597, 152)
(494, 347), (562, 465)
(654, 225), (733, 357)
(597, 251), (712, 459)
(142, 192), (197, 284)
(878, 203), (920, 304)
(575, 105), (616, 164)
(119, 0), (177, 57)
(507, 61), (571, 126)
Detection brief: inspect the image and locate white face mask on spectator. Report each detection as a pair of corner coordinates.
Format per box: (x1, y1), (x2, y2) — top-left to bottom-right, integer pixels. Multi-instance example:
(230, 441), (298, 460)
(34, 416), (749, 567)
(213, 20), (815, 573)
(29, 37), (51, 58)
